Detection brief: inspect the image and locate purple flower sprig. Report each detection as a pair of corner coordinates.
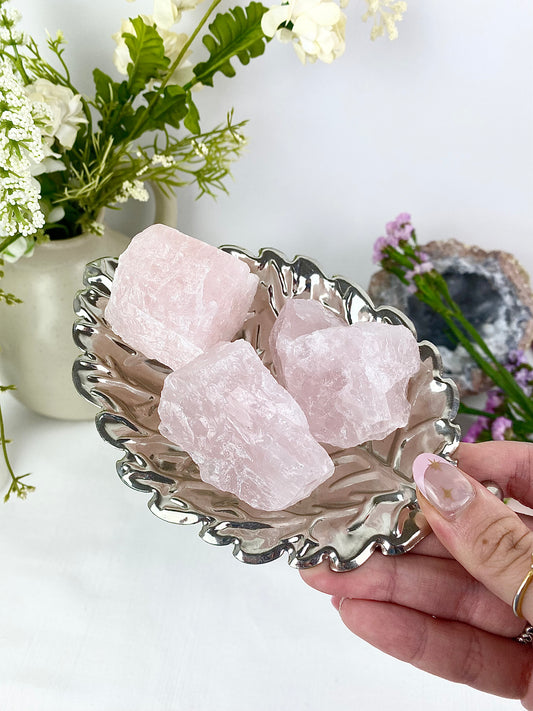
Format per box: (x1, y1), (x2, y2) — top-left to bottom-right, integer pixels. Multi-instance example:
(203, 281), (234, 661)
(373, 213), (435, 293)
(372, 215), (533, 442)
(462, 350), (533, 442)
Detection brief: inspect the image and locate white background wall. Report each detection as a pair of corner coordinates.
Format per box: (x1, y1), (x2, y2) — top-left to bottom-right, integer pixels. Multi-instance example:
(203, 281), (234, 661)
(16, 0), (533, 291)
(5, 4), (533, 710)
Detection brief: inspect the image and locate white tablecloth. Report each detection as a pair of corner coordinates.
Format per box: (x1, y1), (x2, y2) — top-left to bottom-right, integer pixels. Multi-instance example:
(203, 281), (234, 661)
(0, 393), (520, 711)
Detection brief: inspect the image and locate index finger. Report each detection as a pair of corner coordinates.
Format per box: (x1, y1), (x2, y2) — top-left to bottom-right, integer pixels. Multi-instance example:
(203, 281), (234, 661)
(456, 441), (533, 507)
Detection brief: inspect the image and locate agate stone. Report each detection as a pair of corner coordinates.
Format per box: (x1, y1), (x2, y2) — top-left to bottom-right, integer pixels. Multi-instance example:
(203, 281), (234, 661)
(105, 225), (259, 370)
(270, 306), (420, 448)
(158, 339), (334, 511)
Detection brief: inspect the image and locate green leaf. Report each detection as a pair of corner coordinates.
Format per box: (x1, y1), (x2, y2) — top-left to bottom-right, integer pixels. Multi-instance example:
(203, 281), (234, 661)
(142, 85), (188, 130)
(192, 2), (270, 88)
(123, 17), (170, 95)
(93, 68), (119, 105)
(184, 94), (201, 134)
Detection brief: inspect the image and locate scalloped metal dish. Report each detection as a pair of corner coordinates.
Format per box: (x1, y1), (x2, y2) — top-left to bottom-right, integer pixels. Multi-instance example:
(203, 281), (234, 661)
(73, 247), (460, 570)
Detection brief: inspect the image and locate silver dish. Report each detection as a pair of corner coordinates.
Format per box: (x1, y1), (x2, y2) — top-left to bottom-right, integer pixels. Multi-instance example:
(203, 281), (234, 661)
(73, 247), (460, 570)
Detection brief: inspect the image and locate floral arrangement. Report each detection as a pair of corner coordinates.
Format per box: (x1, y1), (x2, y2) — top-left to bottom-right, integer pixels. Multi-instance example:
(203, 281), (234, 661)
(0, 0), (408, 501)
(373, 214), (533, 444)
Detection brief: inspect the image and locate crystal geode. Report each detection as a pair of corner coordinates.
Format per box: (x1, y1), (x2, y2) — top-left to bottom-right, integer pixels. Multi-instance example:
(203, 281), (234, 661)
(368, 240), (533, 395)
(270, 300), (421, 448)
(158, 339), (335, 512)
(105, 225), (259, 370)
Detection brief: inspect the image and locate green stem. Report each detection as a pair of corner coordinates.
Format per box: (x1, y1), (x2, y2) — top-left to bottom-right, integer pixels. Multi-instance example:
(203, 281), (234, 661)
(0, 395), (15, 482)
(416, 282), (533, 420)
(0, 233), (25, 254)
(458, 403), (496, 419)
(125, 0), (223, 145)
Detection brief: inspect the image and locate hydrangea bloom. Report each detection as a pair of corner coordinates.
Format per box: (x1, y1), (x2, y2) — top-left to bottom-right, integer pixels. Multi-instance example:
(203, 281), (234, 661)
(25, 78), (87, 151)
(153, 0), (203, 29)
(262, 0), (346, 64)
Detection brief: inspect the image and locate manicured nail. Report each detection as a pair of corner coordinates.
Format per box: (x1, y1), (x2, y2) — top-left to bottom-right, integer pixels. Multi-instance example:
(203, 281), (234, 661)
(412, 453), (475, 517)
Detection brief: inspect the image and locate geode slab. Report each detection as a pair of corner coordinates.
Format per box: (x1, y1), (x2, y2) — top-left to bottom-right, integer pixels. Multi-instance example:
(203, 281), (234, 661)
(368, 239), (533, 395)
(158, 339), (334, 511)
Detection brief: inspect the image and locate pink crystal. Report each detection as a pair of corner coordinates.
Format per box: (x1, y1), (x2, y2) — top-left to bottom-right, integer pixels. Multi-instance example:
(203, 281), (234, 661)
(158, 339), (334, 511)
(269, 299), (345, 383)
(105, 224), (259, 369)
(270, 309), (420, 448)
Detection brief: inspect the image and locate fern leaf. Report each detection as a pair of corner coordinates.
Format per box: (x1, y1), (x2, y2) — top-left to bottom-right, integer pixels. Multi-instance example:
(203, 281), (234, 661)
(123, 17), (169, 95)
(192, 2), (270, 88)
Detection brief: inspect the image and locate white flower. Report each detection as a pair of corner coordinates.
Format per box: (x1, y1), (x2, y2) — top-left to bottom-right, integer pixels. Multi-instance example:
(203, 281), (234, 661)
(30, 156), (66, 176)
(0, 58), (45, 246)
(151, 153), (175, 167)
(153, 0), (202, 29)
(112, 17), (194, 85)
(25, 79), (87, 150)
(262, 0), (346, 64)
(2, 234), (36, 262)
(114, 179), (150, 204)
(362, 0), (407, 40)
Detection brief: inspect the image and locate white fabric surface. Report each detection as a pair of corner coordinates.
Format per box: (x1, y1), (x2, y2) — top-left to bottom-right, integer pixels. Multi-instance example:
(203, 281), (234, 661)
(0, 393), (520, 711)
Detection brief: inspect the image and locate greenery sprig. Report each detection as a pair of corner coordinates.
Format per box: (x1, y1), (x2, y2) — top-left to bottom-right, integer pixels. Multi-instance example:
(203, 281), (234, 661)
(0, 385), (34, 502)
(373, 214), (533, 442)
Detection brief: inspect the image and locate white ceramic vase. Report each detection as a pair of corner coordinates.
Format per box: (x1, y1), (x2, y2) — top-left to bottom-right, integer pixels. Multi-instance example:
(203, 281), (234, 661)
(0, 187), (177, 420)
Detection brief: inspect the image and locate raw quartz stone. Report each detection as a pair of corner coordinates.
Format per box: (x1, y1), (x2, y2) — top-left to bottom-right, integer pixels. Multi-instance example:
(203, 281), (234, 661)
(105, 224), (259, 370)
(270, 300), (421, 448)
(269, 299), (345, 383)
(158, 339), (335, 511)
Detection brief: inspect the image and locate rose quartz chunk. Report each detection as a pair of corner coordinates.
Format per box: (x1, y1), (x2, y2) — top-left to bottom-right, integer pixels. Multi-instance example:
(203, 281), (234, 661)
(269, 299), (345, 383)
(105, 224), (259, 369)
(270, 304), (420, 448)
(158, 339), (334, 511)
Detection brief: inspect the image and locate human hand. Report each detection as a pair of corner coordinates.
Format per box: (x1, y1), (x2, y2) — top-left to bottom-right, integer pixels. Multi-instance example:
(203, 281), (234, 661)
(300, 442), (533, 707)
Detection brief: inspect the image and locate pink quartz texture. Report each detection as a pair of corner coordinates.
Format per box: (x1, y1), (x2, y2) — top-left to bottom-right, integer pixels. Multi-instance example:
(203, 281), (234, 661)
(105, 224), (259, 370)
(270, 306), (421, 448)
(269, 299), (345, 383)
(158, 339), (335, 511)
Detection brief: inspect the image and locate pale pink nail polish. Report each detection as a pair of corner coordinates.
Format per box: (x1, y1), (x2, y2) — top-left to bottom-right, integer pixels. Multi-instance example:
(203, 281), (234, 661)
(412, 453), (475, 516)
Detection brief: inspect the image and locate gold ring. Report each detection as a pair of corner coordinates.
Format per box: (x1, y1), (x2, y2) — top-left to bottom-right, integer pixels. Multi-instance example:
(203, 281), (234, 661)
(513, 553), (533, 619)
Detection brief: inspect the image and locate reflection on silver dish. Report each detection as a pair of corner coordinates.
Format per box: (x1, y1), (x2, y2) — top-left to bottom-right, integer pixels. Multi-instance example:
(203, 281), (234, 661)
(72, 247), (460, 570)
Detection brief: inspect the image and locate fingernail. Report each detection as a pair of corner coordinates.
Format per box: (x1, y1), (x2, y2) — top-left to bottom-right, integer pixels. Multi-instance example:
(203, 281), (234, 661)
(412, 453), (475, 517)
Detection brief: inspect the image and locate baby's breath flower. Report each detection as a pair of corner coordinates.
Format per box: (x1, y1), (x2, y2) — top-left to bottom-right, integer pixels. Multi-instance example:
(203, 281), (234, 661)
(87, 221), (105, 236)
(362, 0), (407, 41)
(192, 139), (209, 157)
(0, 4), (24, 45)
(114, 179), (150, 204)
(151, 153), (175, 167)
(0, 57), (45, 249)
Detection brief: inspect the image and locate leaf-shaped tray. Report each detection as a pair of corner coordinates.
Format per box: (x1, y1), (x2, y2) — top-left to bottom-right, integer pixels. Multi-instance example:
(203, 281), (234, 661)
(72, 247), (460, 570)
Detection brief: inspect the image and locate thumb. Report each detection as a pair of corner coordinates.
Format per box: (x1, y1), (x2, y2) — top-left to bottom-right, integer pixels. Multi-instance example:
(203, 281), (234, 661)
(413, 452), (533, 622)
